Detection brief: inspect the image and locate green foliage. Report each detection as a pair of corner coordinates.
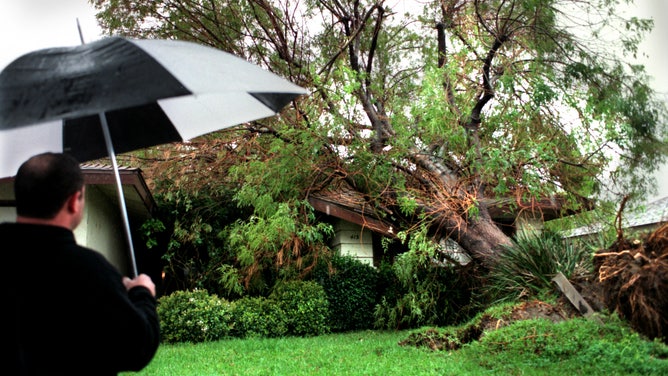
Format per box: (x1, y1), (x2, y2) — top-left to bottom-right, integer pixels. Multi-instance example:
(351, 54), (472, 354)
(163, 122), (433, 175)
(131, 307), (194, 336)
(269, 280), (331, 336)
(157, 290), (233, 344)
(92, 0), (248, 54)
(408, 65), (469, 155)
(226, 199), (334, 296)
(215, 264), (245, 298)
(486, 230), (593, 303)
(545, 199), (621, 249)
(159, 284), (330, 340)
(230, 296), (288, 339)
(140, 218), (165, 250)
(228, 201), (332, 264)
(374, 230), (475, 329)
(141, 186), (247, 297)
(312, 254), (380, 332)
(98, 0), (667, 281)
(146, 171), (334, 299)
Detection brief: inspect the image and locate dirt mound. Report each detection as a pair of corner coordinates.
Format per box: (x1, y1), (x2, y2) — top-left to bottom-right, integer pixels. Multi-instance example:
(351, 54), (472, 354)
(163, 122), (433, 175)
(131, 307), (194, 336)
(594, 222), (668, 342)
(398, 300), (574, 351)
(397, 327), (471, 351)
(399, 223), (668, 351)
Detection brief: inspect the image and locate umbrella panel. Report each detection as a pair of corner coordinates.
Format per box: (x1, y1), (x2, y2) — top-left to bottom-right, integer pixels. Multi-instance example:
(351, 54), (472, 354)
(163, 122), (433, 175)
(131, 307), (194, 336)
(0, 38), (190, 129)
(64, 103), (182, 162)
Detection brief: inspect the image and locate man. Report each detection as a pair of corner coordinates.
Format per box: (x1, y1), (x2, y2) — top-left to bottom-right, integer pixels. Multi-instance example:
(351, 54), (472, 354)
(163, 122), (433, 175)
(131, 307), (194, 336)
(1, 152), (160, 375)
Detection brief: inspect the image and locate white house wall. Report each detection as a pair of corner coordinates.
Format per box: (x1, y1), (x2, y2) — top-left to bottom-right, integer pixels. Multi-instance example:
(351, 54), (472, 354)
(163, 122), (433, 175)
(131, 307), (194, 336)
(0, 182), (14, 222)
(331, 219), (374, 265)
(0, 206), (15, 222)
(76, 185), (129, 275)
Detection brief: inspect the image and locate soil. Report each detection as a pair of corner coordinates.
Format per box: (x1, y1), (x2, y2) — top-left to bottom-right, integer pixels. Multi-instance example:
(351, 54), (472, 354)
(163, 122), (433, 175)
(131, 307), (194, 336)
(398, 299), (586, 351)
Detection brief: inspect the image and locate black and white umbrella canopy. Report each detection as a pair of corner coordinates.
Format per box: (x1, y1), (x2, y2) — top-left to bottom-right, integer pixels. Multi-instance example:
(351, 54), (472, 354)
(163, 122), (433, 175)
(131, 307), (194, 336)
(0, 36), (307, 177)
(0, 37), (307, 276)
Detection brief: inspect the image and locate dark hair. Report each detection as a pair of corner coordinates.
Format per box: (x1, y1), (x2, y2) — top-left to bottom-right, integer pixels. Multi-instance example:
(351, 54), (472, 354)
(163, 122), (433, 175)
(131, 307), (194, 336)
(14, 153), (84, 219)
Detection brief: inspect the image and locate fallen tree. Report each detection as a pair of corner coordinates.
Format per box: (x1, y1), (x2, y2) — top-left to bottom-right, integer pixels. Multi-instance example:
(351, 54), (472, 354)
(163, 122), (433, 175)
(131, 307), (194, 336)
(94, 0), (666, 286)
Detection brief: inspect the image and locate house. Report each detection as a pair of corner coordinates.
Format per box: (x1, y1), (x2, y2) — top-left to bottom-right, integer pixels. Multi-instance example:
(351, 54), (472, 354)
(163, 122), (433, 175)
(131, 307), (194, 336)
(0, 164), (157, 277)
(624, 196), (668, 231)
(564, 195), (668, 240)
(308, 180), (580, 266)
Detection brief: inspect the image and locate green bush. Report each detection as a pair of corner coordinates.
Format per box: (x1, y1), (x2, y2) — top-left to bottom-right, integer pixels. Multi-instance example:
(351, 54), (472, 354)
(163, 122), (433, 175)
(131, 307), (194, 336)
(313, 255), (380, 332)
(231, 296), (288, 338)
(487, 230), (592, 303)
(144, 187), (246, 298)
(373, 251), (473, 330)
(157, 289), (233, 343)
(270, 280), (330, 336)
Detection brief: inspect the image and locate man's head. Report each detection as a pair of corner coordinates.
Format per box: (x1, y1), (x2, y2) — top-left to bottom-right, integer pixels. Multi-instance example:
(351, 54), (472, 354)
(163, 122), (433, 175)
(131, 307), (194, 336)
(14, 152), (84, 222)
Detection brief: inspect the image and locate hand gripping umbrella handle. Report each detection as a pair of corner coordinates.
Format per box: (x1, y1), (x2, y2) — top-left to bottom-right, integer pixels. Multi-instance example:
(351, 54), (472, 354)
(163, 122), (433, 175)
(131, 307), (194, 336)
(99, 113), (139, 277)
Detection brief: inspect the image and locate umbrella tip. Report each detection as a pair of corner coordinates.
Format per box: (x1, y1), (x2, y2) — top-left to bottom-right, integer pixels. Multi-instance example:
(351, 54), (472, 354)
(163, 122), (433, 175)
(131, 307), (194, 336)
(77, 18), (85, 45)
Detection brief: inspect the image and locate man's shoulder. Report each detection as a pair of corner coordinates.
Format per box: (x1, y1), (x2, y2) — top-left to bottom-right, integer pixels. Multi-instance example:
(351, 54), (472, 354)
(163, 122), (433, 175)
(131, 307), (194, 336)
(0, 221), (15, 230)
(1, 221), (71, 234)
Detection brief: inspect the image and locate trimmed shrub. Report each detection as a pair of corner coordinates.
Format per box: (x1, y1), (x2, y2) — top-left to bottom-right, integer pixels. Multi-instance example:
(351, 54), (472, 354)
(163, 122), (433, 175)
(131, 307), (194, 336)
(313, 255), (380, 332)
(270, 280), (330, 336)
(231, 296), (288, 338)
(157, 289), (233, 343)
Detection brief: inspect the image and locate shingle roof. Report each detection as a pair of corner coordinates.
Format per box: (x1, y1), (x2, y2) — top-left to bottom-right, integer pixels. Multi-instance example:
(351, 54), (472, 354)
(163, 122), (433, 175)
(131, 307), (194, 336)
(625, 196), (668, 227)
(564, 196), (668, 238)
(80, 164), (155, 218)
(1, 163), (155, 219)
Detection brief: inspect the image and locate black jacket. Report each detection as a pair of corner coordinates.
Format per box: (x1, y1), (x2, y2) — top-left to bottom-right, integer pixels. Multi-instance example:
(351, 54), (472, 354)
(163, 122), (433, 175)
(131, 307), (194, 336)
(0, 223), (160, 375)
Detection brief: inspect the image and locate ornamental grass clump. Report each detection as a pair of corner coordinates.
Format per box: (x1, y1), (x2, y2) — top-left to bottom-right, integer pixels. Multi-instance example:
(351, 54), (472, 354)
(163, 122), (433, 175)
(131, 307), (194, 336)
(487, 230), (592, 303)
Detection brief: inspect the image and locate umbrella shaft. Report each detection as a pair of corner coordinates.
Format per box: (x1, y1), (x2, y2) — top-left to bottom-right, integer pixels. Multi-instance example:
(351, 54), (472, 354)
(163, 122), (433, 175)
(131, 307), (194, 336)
(99, 113), (138, 277)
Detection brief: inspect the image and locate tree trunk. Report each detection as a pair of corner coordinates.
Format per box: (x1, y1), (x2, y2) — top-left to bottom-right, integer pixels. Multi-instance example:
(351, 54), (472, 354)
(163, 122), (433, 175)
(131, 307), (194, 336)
(449, 209), (512, 269)
(408, 150), (513, 269)
(425, 201), (511, 270)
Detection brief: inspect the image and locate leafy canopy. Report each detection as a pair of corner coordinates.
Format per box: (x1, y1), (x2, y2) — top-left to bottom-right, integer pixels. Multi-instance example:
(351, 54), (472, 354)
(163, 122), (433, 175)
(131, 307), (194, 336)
(95, 0), (666, 284)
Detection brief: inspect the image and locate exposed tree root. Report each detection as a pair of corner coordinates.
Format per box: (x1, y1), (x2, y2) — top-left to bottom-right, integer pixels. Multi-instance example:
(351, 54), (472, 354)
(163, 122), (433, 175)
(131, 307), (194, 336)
(594, 222), (668, 343)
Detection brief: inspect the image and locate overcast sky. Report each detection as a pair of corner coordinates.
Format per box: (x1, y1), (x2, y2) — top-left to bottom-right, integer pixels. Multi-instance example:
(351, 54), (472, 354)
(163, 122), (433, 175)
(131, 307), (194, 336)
(631, 1), (668, 202)
(0, 0), (665, 200)
(0, 0), (101, 69)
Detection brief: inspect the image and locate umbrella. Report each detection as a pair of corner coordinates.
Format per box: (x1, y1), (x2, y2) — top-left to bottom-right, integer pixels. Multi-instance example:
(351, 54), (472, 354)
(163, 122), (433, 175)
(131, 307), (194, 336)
(0, 36), (308, 276)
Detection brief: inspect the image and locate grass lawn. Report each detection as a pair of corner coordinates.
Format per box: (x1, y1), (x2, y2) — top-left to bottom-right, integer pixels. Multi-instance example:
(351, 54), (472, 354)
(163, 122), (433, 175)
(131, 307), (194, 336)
(123, 319), (668, 376)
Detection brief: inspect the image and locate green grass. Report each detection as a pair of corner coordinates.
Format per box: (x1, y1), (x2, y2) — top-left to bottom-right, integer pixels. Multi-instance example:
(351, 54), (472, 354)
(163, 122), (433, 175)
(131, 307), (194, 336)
(123, 317), (668, 376)
(124, 331), (461, 375)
